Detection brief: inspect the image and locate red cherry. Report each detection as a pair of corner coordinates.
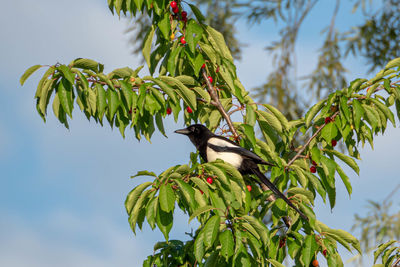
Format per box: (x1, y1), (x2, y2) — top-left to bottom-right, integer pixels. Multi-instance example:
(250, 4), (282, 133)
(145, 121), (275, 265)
(208, 76), (213, 83)
(206, 177), (213, 184)
(172, 6), (179, 13)
(180, 36), (186, 45)
(181, 11), (187, 18)
(331, 139), (337, 147)
(325, 117), (332, 124)
(323, 249), (327, 257)
(310, 166), (317, 173)
(182, 17), (188, 23)
(312, 259), (319, 267)
(246, 185), (252, 192)
(129, 108), (132, 114)
(170, 1), (177, 9)
(186, 106), (193, 113)
(201, 63), (206, 69)
(311, 160), (317, 166)
(166, 107), (172, 115)
(200, 190), (204, 195)
(279, 238), (286, 248)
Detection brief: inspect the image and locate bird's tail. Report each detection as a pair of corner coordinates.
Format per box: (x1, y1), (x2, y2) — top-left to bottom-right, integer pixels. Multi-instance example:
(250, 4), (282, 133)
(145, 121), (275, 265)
(251, 168), (308, 221)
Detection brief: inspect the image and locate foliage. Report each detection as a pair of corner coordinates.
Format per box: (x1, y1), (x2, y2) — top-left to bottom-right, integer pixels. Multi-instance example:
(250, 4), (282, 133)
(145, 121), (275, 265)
(350, 185), (400, 266)
(372, 240), (400, 267)
(20, 0), (400, 266)
(125, 0), (400, 121)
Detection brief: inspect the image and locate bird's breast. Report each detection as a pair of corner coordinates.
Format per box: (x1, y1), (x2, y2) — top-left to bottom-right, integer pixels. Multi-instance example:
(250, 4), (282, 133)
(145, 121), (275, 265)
(206, 146), (243, 168)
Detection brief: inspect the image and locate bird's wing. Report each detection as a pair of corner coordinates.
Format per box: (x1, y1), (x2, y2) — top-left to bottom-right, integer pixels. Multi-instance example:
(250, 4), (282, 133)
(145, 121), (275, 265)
(207, 136), (273, 166)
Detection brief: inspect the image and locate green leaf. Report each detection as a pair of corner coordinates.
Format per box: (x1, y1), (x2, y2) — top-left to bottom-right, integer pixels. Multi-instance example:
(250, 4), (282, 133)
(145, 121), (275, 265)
(186, 19), (204, 54)
(120, 80), (133, 108)
(39, 78), (55, 117)
(174, 179), (196, 210)
(305, 99), (326, 127)
(245, 105), (256, 126)
(203, 215), (220, 248)
(242, 215), (269, 246)
(188, 4), (205, 23)
(199, 42), (217, 64)
(20, 65), (42, 85)
(219, 230), (234, 260)
(58, 79), (74, 118)
(374, 240), (397, 263)
(320, 122), (338, 143)
(194, 230), (205, 262)
(287, 187), (314, 205)
(327, 149), (359, 175)
(263, 104), (289, 131)
(70, 58), (99, 73)
(143, 25), (155, 68)
(268, 259), (285, 267)
(159, 184), (175, 213)
(362, 104), (380, 130)
(145, 197), (157, 230)
(340, 96), (350, 121)
(57, 65), (75, 85)
(320, 156), (336, 181)
(257, 110), (283, 133)
(301, 235), (318, 267)
(167, 46), (182, 76)
(352, 99), (364, 131)
(131, 170), (157, 179)
(240, 124), (256, 146)
(125, 181), (153, 214)
(385, 57), (400, 69)
(95, 84), (106, 121)
(192, 87), (210, 104)
(107, 89), (120, 121)
(35, 67), (54, 98)
(205, 25), (233, 62)
(157, 13), (170, 40)
(336, 165), (352, 196)
(156, 208), (173, 241)
(371, 98), (395, 126)
(159, 76), (197, 109)
(108, 67), (134, 79)
(128, 189), (153, 234)
(189, 205), (215, 223)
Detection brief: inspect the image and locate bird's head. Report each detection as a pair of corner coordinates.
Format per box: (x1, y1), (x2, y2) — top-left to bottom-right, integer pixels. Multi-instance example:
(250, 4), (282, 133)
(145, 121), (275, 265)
(174, 124), (213, 147)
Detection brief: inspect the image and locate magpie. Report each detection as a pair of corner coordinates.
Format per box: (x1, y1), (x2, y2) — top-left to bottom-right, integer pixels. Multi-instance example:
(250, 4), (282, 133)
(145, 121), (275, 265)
(175, 124), (308, 220)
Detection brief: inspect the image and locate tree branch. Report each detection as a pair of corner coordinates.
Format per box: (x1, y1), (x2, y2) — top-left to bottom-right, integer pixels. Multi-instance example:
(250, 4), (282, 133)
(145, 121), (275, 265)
(285, 110), (340, 169)
(201, 69), (239, 140)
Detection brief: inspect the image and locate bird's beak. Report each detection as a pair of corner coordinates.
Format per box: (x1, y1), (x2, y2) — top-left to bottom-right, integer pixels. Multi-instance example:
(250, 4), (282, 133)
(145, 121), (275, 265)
(174, 128), (190, 135)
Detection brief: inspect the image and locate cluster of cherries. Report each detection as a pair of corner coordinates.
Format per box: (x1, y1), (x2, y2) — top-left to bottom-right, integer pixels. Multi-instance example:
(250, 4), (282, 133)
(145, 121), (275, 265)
(170, 1), (187, 22)
(309, 116), (337, 173)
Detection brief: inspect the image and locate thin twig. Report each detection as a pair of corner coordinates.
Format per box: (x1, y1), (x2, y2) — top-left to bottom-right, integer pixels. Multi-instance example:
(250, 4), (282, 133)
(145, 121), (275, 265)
(285, 110), (340, 169)
(201, 69), (239, 140)
(383, 183), (400, 204)
(392, 256), (400, 267)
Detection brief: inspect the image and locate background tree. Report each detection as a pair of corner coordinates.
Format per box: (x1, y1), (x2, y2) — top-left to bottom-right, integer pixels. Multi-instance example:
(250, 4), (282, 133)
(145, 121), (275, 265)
(20, 0), (400, 266)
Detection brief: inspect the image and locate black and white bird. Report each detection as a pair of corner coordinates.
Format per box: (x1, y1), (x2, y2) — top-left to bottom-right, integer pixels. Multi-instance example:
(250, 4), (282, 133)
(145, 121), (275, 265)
(175, 124), (308, 220)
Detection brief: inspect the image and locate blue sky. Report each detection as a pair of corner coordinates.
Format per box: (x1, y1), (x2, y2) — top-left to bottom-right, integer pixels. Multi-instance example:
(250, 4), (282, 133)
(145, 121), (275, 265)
(1, 0), (399, 266)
